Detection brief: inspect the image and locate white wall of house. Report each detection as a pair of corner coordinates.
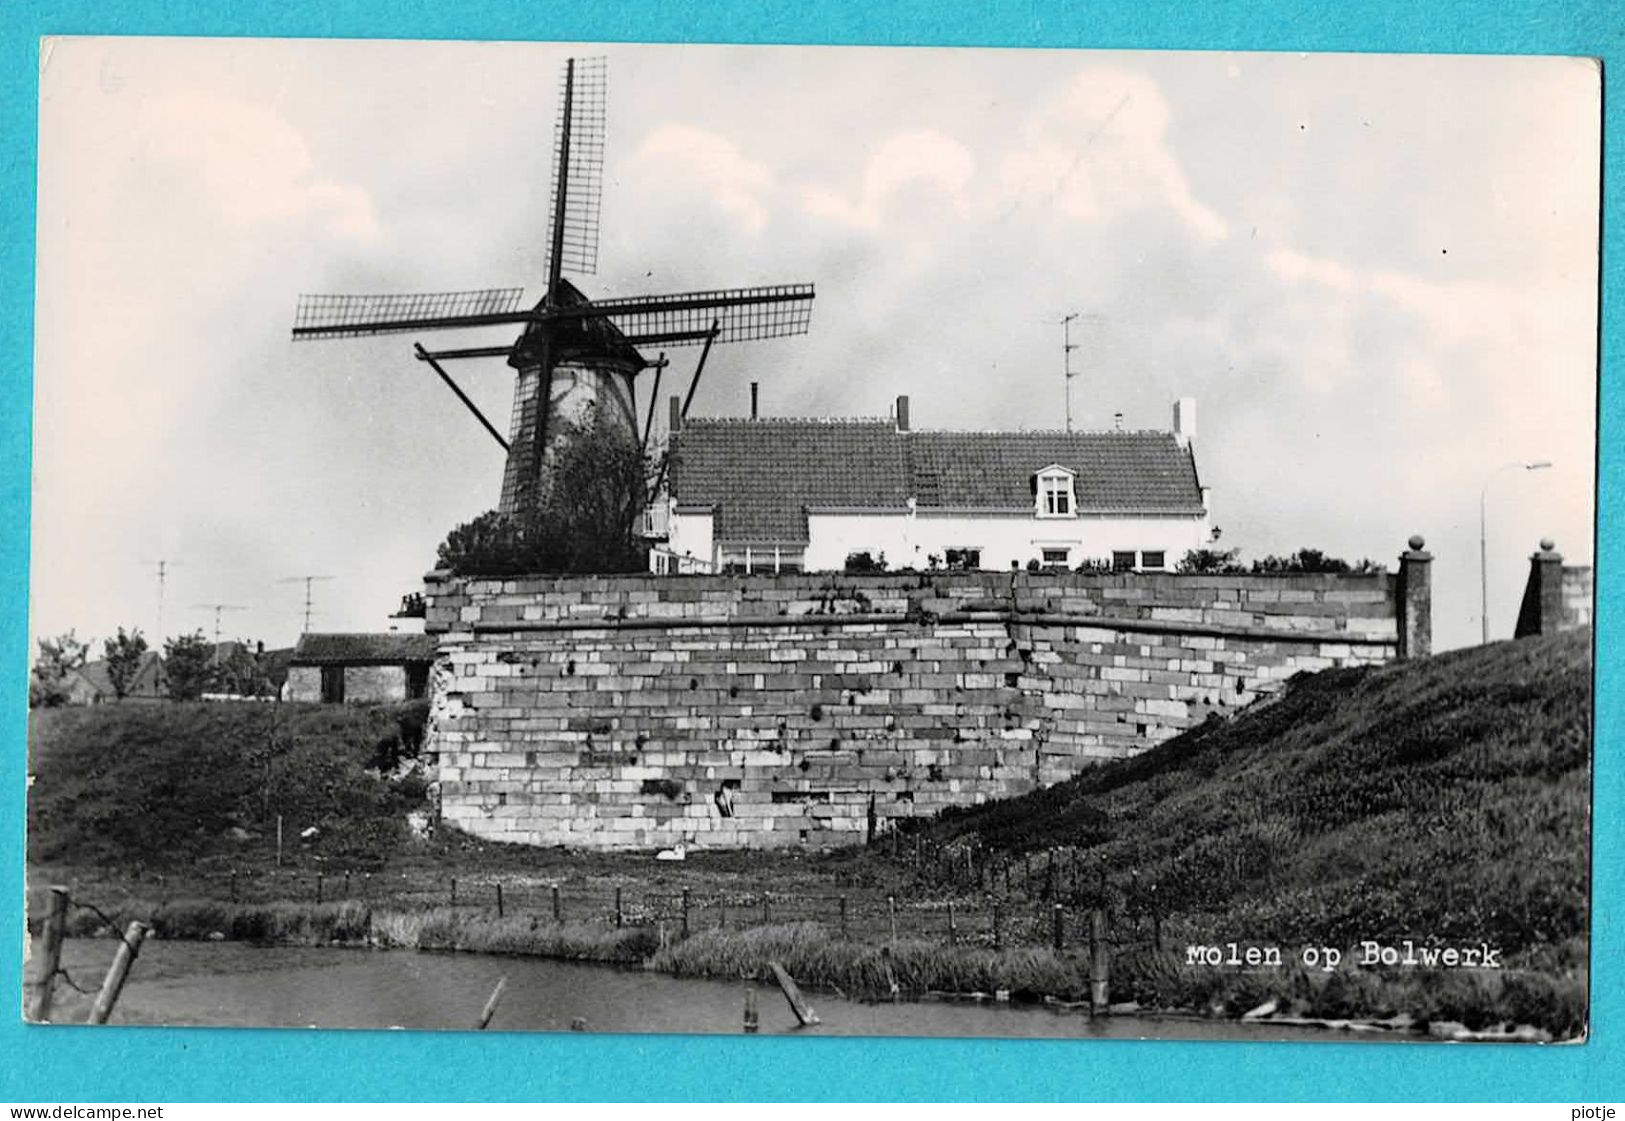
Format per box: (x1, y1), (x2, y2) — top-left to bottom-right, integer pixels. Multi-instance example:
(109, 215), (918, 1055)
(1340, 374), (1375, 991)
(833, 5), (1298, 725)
(804, 509), (1212, 572)
(659, 507), (715, 572)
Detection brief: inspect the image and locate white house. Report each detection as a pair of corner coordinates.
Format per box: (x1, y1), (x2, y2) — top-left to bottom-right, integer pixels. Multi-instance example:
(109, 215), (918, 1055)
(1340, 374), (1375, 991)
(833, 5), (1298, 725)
(653, 395), (1212, 574)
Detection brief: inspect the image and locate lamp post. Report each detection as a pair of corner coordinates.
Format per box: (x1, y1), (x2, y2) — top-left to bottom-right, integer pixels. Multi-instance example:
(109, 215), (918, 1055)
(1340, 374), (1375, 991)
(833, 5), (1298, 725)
(1480, 460), (1552, 644)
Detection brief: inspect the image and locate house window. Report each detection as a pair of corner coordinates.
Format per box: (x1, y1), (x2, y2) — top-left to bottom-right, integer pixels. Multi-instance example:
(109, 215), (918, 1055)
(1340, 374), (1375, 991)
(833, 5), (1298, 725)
(406, 664), (430, 700)
(944, 547), (982, 570)
(1111, 550), (1137, 572)
(1141, 550), (1167, 570)
(1041, 547), (1070, 569)
(320, 666), (345, 704)
(1036, 467), (1076, 518)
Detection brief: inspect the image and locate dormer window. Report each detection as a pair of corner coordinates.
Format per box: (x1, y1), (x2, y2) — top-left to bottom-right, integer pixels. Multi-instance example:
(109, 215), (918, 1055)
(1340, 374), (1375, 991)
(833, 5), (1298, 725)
(1035, 466), (1077, 518)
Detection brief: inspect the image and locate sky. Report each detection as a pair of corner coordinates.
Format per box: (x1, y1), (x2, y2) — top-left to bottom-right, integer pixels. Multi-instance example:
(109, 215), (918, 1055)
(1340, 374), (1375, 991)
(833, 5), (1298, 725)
(31, 38), (1599, 654)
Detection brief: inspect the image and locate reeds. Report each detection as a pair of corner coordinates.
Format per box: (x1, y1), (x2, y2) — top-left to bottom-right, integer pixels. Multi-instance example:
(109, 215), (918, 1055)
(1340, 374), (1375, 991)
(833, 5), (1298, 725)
(649, 921), (1084, 1001)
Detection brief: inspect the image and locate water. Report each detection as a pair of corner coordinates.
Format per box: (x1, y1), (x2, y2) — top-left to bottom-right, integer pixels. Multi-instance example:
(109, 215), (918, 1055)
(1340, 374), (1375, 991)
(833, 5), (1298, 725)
(40, 938), (1396, 1041)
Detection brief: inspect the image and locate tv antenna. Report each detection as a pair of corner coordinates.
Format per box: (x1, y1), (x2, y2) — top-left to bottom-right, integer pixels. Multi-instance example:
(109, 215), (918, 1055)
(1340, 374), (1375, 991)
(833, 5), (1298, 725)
(1059, 313), (1105, 432)
(278, 575), (334, 635)
(192, 603), (247, 645)
(292, 56), (816, 517)
(140, 558), (183, 638)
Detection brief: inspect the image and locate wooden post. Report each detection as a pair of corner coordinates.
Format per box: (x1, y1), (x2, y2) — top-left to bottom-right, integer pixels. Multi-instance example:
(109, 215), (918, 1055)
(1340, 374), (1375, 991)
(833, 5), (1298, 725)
(992, 900), (1003, 951)
(1052, 904), (1065, 952)
(1089, 907), (1110, 1013)
(275, 814), (284, 868)
(87, 922), (148, 1025)
(681, 889), (691, 938)
(947, 900), (957, 946)
(838, 895), (848, 939)
(551, 883), (561, 921)
(743, 988), (759, 1034)
(1046, 849), (1056, 902)
(718, 901), (727, 931)
(344, 870), (351, 899)
(29, 886), (69, 1022)
(450, 877), (457, 906)
(768, 961), (820, 1026)
(496, 882), (505, 919)
(316, 873), (324, 905)
(761, 893), (770, 926)
(866, 793), (877, 846)
(615, 887), (623, 929)
(229, 869), (238, 903)
(476, 975), (508, 1030)
(887, 895), (897, 944)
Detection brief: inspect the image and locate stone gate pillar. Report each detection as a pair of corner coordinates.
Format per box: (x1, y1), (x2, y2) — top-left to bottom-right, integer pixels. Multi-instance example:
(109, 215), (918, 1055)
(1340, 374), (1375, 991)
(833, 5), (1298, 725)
(1398, 534), (1432, 660)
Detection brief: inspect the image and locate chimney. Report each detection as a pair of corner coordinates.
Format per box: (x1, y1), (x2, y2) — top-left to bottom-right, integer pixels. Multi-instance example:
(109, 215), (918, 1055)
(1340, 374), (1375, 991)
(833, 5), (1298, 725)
(669, 395), (682, 434)
(896, 395), (910, 432)
(751, 382), (759, 419)
(1173, 398), (1196, 447)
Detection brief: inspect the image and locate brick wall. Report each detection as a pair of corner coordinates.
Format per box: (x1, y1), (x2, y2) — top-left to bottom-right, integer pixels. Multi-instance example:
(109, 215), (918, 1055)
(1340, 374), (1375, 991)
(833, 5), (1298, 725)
(423, 552), (1423, 850)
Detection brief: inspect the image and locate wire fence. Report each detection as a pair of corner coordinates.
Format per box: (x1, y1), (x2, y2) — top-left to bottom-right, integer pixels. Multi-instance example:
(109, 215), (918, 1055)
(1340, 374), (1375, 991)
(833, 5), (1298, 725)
(30, 834), (1167, 954)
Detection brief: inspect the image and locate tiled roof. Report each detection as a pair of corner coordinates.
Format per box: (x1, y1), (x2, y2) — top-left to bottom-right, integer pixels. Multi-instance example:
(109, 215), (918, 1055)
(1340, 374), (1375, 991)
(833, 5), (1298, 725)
(670, 418), (1204, 542)
(669, 419), (909, 542)
(908, 431), (1203, 511)
(290, 633), (439, 666)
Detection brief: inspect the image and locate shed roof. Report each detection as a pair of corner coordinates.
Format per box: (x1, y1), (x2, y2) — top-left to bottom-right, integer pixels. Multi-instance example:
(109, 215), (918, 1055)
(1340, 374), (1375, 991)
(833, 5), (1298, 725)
(290, 633), (439, 666)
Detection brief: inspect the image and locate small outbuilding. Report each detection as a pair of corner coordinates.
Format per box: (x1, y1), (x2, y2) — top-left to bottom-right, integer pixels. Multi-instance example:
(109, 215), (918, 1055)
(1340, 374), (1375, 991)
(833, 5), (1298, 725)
(283, 633), (438, 704)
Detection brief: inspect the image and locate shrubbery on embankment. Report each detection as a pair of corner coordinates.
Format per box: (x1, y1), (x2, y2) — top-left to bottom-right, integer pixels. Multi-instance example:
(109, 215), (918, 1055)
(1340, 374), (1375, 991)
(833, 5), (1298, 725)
(28, 700), (429, 868)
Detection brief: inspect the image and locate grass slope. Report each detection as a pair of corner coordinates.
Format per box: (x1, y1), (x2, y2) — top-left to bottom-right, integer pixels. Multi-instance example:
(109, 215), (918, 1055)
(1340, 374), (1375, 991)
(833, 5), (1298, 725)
(930, 628), (1591, 962)
(28, 700), (429, 868)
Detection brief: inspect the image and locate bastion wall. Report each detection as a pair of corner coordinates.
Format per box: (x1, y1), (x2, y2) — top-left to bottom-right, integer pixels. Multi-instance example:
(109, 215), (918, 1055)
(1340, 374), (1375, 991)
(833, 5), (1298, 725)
(421, 541), (1431, 849)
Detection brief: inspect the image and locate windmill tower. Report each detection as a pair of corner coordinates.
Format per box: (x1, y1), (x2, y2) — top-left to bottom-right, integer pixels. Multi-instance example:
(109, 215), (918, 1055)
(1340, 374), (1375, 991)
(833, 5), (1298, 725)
(292, 57), (816, 517)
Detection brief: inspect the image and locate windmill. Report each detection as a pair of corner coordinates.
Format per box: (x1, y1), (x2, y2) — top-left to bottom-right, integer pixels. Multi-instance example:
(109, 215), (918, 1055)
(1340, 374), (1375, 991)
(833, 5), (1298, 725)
(291, 56), (816, 517)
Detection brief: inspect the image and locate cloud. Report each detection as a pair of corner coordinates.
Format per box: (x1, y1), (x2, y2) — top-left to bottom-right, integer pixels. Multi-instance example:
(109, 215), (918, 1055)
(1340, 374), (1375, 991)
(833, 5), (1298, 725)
(135, 92), (378, 239)
(802, 130), (975, 230)
(997, 67), (1229, 241)
(628, 124), (775, 232)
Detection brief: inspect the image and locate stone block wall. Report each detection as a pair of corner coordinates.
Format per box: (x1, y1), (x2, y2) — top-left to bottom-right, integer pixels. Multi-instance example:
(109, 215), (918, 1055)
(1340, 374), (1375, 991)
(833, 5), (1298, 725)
(1515, 539), (1594, 638)
(284, 663), (411, 703)
(423, 551), (1424, 850)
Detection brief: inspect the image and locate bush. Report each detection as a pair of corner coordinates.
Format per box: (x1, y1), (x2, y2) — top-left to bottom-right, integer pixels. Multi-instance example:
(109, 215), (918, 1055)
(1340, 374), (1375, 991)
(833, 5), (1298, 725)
(1249, 548), (1382, 574)
(843, 551), (887, 574)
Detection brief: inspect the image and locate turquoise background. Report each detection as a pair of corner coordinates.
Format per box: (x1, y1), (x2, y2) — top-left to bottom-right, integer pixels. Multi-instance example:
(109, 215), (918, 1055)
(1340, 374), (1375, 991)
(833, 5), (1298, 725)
(1, 0), (1617, 1103)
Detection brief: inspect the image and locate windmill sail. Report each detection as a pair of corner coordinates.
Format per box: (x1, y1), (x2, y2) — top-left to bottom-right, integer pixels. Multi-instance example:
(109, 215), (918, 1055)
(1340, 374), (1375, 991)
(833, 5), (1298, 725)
(565, 284), (817, 346)
(292, 288), (527, 340)
(544, 56), (607, 281)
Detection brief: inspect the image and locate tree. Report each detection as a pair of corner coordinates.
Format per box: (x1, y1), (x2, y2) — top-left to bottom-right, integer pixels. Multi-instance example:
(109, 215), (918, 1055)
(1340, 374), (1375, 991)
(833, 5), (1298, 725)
(214, 641), (274, 699)
(30, 631), (88, 708)
(436, 405), (658, 576)
(102, 627), (149, 700)
(163, 631), (215, 701)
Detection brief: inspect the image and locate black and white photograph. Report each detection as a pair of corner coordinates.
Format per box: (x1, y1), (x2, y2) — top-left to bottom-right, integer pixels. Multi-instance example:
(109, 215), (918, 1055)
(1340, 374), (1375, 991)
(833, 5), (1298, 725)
(24, 37), (1597, 1042)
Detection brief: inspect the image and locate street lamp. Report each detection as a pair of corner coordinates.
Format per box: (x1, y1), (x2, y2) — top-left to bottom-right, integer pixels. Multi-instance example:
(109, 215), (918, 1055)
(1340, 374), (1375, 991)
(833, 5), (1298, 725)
(1480, 460), (1553, 644)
